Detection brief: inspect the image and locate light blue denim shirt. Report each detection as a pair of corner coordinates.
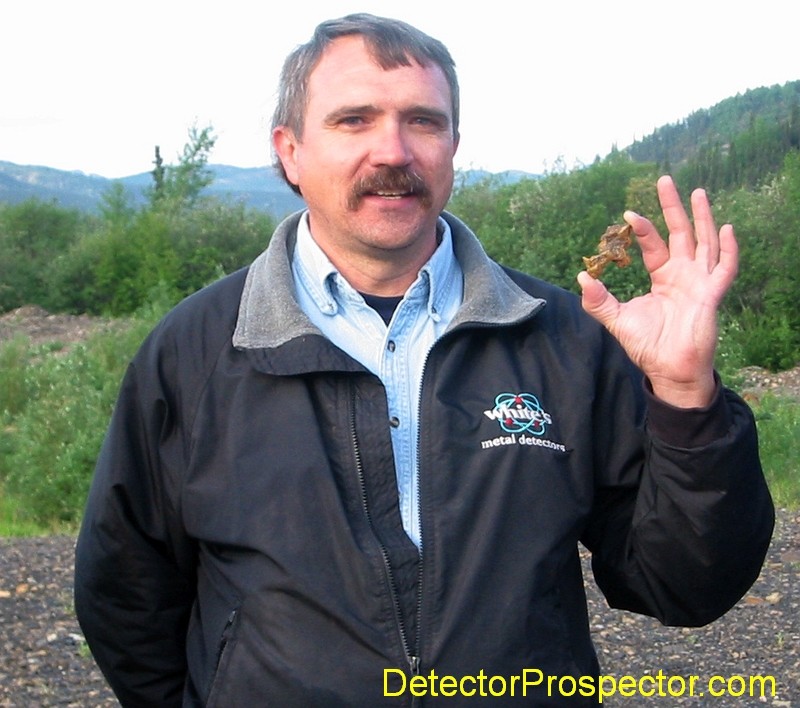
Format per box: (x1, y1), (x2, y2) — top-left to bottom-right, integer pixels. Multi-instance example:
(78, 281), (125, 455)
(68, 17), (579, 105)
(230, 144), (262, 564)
(291, 213), (463, 547)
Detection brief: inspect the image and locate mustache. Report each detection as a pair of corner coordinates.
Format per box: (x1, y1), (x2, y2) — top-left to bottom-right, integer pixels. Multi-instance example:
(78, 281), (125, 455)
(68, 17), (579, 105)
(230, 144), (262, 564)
(347, 167), (432, 209)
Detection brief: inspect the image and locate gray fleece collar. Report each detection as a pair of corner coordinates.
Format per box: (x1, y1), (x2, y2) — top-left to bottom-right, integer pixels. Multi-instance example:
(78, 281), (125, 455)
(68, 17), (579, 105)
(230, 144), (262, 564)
(232, 211), (544, 350)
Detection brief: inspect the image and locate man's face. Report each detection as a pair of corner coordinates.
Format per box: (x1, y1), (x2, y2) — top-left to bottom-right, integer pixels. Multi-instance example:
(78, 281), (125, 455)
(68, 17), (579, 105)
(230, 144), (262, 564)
(273, 36), (459, 276)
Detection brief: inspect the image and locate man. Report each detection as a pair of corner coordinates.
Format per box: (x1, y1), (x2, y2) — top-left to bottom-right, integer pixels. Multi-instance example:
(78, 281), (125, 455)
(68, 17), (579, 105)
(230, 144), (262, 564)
(75, 13), (774, 707)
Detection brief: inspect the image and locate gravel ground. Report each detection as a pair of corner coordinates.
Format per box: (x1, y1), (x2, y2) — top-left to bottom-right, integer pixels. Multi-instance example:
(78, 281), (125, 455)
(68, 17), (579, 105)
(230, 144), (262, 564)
(0, 509), (797, 707)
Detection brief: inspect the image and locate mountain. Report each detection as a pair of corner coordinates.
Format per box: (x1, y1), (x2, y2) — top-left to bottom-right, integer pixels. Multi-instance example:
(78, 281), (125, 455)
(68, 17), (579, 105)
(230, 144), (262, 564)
(454, 169), (537, 188)
(0, 162), (306, 219)
(0, 161), (537, 219)
(0, 162), (111, 211)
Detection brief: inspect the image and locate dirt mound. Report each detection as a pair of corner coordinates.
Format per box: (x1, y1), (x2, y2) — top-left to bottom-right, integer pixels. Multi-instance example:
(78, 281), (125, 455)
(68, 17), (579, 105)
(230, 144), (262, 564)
(0, 306), (110, 348)
(738, 364), (800, 401)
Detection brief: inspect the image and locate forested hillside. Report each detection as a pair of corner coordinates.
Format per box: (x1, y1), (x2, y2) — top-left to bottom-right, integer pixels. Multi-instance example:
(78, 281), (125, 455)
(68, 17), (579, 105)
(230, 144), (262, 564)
(626, 80), (800, 193)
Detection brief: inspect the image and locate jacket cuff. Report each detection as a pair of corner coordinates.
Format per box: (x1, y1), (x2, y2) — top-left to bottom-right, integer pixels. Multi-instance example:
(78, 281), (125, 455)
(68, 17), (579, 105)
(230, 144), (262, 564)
(644, 372), (733, 448)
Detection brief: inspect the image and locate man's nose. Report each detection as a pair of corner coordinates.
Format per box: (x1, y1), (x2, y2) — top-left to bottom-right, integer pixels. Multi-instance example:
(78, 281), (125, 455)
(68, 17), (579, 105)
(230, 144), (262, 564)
(369, 121), (413, 167)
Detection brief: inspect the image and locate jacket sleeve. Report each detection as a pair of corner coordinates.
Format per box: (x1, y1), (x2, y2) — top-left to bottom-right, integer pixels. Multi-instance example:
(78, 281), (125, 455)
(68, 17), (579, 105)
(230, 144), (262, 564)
(581, 341), (774, 627)
(74, 327), (197, 707)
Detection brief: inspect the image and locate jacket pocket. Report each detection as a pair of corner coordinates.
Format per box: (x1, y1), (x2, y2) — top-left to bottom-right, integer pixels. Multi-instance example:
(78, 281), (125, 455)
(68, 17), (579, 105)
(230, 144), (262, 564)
(205, 608), (240, 707)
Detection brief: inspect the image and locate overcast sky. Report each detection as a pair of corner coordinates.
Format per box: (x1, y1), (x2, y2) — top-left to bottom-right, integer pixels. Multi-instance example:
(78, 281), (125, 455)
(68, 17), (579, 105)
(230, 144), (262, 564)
(3, 0), (798, 179)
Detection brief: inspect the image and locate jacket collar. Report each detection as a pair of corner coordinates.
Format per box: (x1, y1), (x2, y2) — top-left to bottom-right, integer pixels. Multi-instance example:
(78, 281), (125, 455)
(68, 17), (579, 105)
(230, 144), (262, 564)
(232, 210), (545, 356)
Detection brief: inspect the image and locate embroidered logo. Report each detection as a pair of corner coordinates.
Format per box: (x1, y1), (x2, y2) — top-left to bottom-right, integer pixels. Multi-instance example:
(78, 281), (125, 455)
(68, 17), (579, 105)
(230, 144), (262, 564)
(481, 392), (566, 453)
(483, 392), (552, 435)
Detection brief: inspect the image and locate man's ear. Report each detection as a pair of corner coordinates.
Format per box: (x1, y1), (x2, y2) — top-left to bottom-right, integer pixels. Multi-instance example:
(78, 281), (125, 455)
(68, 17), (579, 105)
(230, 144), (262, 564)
(272, 126), (301, 187)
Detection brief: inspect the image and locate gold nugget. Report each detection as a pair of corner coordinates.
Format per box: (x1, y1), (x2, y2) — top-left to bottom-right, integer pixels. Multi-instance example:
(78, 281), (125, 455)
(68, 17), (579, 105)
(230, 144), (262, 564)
(582, 223), (633, 279)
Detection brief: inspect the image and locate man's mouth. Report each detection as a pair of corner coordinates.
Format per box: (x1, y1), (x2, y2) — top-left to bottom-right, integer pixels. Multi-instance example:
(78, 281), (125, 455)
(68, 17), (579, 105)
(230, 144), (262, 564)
(348, 167), (431, 209)
(372, 190), (412, 199)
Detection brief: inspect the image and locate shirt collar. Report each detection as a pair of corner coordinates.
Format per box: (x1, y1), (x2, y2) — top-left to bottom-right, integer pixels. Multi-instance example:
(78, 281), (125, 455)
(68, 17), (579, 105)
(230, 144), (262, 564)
(292, 211), (459, 322)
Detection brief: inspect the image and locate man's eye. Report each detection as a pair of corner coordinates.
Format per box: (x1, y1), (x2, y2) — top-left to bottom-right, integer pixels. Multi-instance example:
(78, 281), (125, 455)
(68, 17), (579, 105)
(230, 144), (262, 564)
(411, 115), (446, 130)
(340, 116), (365, 126)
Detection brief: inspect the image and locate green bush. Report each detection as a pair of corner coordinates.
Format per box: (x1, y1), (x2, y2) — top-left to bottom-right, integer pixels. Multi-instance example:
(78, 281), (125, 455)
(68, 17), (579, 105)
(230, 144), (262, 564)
(736, 309), (800, 372)
(2, 347), (113, 524)
(49, 198), (273, 316)
(0, 305), (165, 529)
(0, 200), (87, 312)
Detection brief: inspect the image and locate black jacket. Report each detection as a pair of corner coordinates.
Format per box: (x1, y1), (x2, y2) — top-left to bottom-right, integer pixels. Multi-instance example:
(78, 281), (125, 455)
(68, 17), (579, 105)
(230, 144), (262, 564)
(74, 212), (774, 706)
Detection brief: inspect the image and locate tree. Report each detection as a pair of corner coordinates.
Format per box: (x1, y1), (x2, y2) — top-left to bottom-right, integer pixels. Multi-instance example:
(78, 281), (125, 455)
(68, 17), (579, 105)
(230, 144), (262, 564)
(151, 146), (166, 198)
(150, 124), (217, 209)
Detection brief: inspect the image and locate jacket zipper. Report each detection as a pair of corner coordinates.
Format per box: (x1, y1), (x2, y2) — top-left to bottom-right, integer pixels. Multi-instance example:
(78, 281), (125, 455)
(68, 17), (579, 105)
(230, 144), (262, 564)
(411, 344), (434, 666)
(218, 609), (237, 652)
(404, 376), (429, 708)
(206, 609), (238, 705)
(350, 385), (421, 678)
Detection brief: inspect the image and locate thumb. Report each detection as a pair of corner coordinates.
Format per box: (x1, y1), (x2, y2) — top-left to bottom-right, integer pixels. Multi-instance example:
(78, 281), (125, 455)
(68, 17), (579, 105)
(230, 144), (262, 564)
(577, 271), (620, 330)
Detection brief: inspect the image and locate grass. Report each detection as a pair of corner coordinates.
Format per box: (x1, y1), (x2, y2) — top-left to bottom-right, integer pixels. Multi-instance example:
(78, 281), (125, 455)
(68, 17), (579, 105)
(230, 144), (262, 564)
(748, 394), (800, 509)
(0, 305), (166, 536)
(0, 488), (52, 536)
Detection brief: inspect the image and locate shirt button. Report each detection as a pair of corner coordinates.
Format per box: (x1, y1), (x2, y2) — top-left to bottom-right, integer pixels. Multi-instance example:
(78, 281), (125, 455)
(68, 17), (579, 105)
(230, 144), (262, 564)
(387, 340), (396, 352)
(389, 416), (401, 428)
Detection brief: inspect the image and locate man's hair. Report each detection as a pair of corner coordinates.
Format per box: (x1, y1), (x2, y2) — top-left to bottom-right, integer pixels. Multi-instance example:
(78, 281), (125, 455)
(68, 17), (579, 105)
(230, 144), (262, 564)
(271, 13), (460, 191)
